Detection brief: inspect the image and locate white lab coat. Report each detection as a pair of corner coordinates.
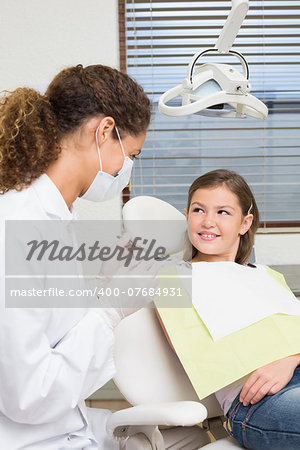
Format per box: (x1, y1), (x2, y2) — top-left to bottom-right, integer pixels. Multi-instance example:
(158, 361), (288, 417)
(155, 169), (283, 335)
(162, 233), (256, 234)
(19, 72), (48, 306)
(0, 174), (118, 449)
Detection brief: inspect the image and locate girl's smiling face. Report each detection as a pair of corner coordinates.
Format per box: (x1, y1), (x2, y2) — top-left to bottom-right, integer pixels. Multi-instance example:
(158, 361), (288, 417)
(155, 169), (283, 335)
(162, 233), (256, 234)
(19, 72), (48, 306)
(185, 185), (253, 262)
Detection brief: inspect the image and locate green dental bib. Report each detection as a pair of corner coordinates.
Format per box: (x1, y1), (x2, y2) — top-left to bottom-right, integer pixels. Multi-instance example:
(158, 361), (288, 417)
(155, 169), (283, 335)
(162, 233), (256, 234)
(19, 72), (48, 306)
(155, 265), (300, 400)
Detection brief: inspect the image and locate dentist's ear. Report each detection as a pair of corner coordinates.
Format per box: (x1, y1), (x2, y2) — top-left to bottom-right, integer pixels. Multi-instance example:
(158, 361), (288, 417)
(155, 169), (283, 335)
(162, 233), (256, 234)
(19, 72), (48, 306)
(96, 116), (115, 144)
(240, 214), (253, 235)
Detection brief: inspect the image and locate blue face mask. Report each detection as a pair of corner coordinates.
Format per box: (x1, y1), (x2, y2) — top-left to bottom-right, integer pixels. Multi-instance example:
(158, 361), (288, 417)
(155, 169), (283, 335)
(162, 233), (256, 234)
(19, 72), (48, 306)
(81, 126), (133, 202)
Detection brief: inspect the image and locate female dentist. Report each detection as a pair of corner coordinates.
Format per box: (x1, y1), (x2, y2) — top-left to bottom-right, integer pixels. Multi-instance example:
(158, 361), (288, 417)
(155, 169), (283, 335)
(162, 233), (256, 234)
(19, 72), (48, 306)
(0, 64), (151, 449)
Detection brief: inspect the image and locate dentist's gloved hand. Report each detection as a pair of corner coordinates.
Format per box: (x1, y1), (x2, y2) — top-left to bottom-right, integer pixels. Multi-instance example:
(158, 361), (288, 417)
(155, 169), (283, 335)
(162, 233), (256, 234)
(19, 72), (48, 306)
(92, 233), (162, 329)
(99, 232), (133, 278)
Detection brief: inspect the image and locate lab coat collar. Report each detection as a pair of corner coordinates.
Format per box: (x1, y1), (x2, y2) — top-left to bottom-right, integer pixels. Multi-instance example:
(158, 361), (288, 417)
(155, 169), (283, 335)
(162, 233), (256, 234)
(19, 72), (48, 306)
(32, 174), (75, 220)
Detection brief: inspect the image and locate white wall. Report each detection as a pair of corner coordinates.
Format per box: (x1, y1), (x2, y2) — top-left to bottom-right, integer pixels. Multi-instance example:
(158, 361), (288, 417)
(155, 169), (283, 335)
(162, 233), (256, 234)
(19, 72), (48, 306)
(0, 0), (122, 219)
(0, 0), (119, 91)
(255, 231), (300, 265)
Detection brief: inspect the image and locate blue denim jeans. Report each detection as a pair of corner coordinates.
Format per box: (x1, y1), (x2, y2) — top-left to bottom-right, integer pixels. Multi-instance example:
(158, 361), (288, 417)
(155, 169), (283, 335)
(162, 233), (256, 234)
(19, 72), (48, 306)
(225, 366), (300, 449)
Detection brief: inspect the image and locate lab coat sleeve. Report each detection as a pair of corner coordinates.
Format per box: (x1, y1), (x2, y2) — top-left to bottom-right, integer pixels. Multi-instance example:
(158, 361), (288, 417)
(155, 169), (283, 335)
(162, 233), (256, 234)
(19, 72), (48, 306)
(0, 307), (115, 425)
(0, 219), (116, 425)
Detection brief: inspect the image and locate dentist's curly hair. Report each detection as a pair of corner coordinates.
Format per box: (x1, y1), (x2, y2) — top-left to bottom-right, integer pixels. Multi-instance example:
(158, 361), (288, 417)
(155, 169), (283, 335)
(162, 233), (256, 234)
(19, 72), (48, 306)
(0, 65), (151, 194)
(0, 89), (59, 194)
(186, 169), (260, 265)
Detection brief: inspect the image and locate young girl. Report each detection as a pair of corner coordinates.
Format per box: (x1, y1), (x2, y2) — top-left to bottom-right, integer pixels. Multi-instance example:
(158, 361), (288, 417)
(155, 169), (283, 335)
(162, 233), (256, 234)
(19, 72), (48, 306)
(158, 169), (300, 449)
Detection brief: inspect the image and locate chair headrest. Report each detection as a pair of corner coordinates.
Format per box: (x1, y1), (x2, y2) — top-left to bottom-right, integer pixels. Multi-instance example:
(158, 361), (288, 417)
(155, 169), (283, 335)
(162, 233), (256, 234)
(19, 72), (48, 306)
(122, 196), (187, 256)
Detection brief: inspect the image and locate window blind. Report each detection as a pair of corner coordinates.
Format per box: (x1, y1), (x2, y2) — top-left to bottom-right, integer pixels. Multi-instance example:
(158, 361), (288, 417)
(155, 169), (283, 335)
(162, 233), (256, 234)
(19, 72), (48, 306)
(121, 0), (300, 224)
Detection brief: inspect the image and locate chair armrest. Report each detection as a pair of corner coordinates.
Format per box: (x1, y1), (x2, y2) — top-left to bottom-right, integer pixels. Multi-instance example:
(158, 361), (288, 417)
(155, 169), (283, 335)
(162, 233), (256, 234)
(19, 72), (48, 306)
(106, 401), (207, 438)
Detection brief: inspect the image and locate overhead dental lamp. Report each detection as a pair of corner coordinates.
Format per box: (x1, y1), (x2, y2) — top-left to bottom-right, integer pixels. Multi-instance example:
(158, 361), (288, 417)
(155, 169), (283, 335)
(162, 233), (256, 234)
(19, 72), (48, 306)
(158, 0), (268, 120)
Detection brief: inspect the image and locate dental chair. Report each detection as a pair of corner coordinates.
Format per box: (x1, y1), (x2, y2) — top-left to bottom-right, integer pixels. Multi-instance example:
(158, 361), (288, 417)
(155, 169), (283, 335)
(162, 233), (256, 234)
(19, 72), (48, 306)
(106, 196), (242, 449)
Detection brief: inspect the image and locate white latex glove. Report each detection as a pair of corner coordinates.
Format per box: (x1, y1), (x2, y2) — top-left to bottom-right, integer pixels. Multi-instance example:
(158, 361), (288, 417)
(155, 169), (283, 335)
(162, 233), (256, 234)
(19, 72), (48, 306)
(93, 233), (162, 328)
(99, 232), (133, 279)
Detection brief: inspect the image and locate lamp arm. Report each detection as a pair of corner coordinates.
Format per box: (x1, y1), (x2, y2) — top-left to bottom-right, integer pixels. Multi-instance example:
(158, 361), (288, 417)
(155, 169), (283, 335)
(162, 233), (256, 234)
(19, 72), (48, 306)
(215, 0), (249, 53)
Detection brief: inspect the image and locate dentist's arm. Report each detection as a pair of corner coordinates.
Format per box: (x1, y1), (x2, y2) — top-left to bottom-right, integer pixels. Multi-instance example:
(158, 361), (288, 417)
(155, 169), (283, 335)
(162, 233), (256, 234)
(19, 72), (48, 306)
(0, 231), (115, 425)
(0, 306), (115, 424)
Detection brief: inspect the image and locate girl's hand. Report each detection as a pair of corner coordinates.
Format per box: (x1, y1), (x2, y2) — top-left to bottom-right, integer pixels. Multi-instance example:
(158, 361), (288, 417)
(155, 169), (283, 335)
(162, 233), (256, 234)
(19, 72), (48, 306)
(240, 354), (300, 406)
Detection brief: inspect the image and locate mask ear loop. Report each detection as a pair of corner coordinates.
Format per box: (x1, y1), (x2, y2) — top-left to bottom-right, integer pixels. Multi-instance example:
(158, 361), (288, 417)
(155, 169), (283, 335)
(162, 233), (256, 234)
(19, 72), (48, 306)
(115, 126), (126, 158)
(95, 126), (103, 172)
